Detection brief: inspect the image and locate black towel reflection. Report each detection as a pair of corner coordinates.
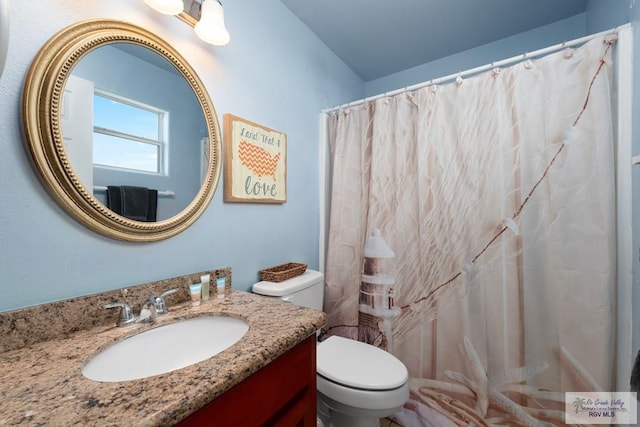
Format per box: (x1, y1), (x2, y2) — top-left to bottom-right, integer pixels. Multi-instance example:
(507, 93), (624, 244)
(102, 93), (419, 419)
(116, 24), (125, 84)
(106, 186), (158, 222)
(631, 350), (640, 398)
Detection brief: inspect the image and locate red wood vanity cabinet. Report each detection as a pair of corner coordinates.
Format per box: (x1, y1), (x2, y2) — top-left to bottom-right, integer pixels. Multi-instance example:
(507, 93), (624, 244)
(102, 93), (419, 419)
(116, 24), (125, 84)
(178, 335), (317, 426)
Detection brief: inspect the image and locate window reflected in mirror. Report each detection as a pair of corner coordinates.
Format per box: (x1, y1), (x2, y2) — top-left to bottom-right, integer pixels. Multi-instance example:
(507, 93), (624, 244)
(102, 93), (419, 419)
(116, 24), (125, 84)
(93, 91), (166, 174)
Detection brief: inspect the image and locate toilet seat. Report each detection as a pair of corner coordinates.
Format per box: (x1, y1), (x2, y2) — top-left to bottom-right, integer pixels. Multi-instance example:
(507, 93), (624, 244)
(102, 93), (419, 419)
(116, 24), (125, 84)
(317, 336), (408, 390)
(317, 373), (409, 413)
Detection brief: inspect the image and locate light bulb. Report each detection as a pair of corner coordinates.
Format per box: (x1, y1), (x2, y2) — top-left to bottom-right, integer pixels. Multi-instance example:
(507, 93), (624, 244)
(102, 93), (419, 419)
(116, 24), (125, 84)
(194, 0), (230, 46)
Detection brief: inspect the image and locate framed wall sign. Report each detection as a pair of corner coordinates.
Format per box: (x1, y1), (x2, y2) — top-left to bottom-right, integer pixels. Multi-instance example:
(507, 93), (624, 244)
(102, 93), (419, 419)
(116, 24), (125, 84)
(223, 114), (287, 203)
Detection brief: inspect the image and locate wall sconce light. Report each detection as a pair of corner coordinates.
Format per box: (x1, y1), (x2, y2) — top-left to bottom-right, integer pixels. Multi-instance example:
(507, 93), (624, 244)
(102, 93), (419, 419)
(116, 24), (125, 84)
(143, 0), (184, 15)
(143, 0), (230, 46)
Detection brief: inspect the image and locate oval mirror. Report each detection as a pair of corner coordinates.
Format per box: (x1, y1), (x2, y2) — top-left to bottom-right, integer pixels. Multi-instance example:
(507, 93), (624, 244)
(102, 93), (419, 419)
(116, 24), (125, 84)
(22, 20), (221, 242)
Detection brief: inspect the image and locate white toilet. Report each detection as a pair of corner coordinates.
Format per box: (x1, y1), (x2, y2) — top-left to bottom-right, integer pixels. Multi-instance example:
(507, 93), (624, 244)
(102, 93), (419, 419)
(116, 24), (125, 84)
(253, 269), (409, 427)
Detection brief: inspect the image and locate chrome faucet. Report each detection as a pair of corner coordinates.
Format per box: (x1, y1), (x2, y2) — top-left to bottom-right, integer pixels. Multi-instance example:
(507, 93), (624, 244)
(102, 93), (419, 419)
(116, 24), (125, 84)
(147, 288), (178, 315)
(103, 302), (140, 327)
(104, 288), (177, 327)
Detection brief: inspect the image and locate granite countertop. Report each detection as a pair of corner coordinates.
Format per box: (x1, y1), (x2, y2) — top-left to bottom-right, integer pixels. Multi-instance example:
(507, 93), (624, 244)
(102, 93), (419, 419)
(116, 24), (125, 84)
(0, 290), (326, 426)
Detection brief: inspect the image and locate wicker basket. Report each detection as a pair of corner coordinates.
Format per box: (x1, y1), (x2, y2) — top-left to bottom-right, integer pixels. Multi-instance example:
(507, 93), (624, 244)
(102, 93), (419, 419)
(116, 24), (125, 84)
(259, 262), (307, 282)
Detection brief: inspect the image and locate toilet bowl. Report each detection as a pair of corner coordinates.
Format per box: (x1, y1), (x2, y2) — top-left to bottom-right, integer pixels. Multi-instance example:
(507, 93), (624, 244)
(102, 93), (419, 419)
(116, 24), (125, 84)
(253, 270), (409, 427)
(316, 335), (409, 427)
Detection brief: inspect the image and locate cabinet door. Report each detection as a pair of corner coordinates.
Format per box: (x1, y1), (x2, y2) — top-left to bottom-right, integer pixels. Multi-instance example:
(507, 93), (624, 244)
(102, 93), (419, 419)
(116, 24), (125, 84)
(269, 389), (313, 427)
(178, 335), (316, 426)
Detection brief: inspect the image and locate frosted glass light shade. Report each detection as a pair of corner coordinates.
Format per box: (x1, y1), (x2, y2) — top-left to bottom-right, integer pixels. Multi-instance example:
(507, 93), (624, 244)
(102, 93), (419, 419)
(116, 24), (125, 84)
(194, 0), (230, 46)
(143, 0), (184, 15)
(364, 229), (395, 258)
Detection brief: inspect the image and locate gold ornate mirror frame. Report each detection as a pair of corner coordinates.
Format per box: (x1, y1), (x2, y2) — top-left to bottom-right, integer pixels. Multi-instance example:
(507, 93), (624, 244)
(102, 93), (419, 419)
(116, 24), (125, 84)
(22, 19), (221, 242)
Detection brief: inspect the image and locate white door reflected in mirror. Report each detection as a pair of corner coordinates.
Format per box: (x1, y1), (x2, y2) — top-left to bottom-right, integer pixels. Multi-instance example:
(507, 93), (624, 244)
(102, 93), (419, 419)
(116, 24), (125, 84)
(62, 75), (94, 190)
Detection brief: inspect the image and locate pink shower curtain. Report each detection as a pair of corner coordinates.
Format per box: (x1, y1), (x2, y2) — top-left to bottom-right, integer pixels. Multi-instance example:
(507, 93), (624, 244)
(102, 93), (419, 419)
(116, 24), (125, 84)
(324, 35), (617, 426)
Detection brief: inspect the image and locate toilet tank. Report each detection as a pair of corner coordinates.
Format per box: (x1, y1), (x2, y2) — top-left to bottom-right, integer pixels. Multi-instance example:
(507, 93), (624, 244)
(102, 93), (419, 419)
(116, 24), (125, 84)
(252, 269), (324, 311)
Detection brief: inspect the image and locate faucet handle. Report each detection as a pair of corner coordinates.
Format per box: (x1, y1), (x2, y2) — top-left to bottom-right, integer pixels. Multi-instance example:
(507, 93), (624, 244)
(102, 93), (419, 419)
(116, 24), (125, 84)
(150, 288), (179, 315)
(161, 287), (178, 299)
(104, 302), (136, 327)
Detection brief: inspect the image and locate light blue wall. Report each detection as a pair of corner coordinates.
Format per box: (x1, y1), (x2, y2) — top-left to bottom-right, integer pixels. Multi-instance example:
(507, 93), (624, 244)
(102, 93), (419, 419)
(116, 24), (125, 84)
(364, 14), (588, 97)
(0, 0), (363, 312)
(585, 0), (633, 32)
(364, 1), (633, 99)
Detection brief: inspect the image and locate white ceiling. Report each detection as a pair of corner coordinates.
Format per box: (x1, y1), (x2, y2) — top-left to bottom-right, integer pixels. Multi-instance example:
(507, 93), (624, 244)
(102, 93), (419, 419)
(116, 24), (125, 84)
(280, 0), (589, 81)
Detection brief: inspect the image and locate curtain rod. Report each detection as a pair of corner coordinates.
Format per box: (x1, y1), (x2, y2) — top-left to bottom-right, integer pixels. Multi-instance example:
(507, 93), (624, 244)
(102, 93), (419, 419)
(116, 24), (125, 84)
(322, 24), (627, 115)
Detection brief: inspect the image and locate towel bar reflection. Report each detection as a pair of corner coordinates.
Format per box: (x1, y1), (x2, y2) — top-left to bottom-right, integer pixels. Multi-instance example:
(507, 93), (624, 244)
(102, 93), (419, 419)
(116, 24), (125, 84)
(93, 186), (175, 197)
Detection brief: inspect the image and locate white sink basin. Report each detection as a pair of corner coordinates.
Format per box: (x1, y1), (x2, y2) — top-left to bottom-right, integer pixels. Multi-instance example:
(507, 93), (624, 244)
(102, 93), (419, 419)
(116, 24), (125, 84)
(82, 316), (249, 382)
